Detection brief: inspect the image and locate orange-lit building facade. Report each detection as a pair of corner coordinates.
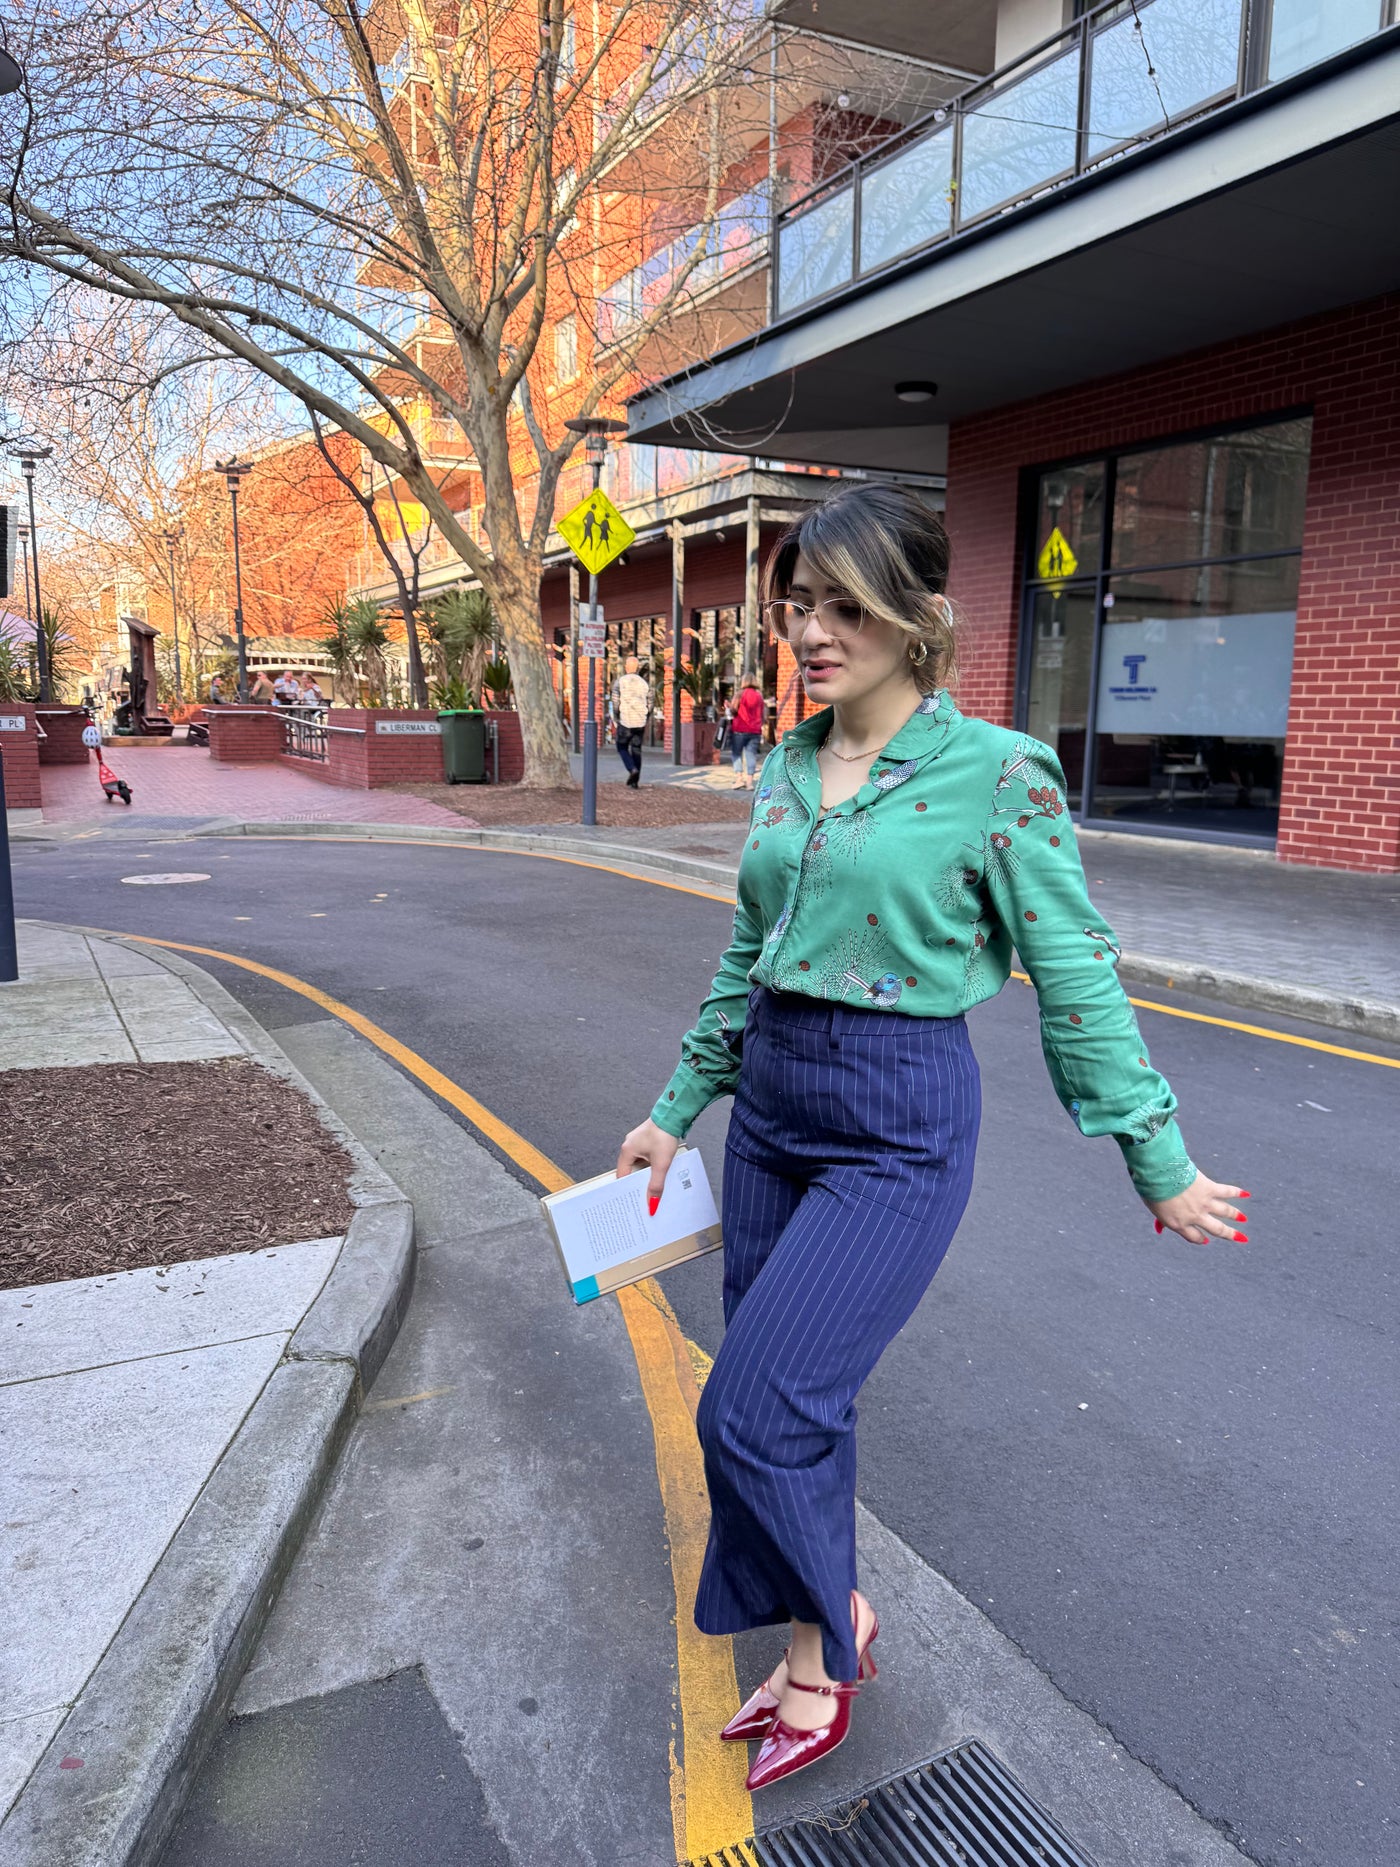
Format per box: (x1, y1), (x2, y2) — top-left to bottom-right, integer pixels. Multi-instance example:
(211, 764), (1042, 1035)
(349, 4), (958, 750)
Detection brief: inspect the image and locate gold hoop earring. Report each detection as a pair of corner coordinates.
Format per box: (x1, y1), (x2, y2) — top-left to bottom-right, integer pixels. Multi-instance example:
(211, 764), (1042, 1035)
(908, 640), (929, 667)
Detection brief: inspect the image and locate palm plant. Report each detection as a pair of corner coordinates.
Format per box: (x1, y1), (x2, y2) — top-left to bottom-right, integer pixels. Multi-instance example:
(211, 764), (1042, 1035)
(0, 636), (27, 702)
(480, 658), (512, 708)
(38, 609), (80, 700)
(425, 588), (494, 706)
(317, 596), (360, 705)
(346, 596), (391, 706)
(677, 656), (719, 721)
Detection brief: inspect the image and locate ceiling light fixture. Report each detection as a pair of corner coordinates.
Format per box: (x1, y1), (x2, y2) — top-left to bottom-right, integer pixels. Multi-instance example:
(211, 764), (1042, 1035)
(895, 381), (938, 404)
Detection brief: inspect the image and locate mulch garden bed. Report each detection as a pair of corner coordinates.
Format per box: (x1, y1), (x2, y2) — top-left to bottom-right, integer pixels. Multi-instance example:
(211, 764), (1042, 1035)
(1, 1058), (357, 1291)
(387, 778), (752, 829)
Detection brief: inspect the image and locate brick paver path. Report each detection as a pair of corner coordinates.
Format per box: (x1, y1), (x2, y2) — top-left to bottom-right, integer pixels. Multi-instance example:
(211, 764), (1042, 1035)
(35, 747), (471, 831)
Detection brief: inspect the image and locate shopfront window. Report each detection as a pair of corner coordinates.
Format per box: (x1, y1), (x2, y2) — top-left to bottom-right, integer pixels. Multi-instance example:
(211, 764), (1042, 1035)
(1020, 416), (1312, 843)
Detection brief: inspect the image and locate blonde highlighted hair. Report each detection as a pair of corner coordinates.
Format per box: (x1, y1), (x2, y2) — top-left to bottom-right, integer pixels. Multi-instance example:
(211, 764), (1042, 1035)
(763, 482), (957, 695)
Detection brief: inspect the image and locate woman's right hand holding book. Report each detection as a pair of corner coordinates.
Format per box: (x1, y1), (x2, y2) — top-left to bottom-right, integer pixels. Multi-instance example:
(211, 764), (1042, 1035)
(616, 1119), (679, 1216)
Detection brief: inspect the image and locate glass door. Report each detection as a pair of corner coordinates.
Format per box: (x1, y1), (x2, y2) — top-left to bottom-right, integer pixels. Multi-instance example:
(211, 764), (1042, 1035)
(1024, 585), (1096, 808)
(1018, 417), (1311, 846)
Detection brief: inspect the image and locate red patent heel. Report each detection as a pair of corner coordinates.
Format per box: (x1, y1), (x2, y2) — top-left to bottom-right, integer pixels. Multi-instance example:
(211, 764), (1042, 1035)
(744, 1677), (860, 1791)
(720, 1596), (878, 1743)
(719, 1659), (785, 1743)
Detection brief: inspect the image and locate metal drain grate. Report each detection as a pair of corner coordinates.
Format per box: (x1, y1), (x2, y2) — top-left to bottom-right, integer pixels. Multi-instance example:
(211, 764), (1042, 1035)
(691, 1739), (1100, 1867)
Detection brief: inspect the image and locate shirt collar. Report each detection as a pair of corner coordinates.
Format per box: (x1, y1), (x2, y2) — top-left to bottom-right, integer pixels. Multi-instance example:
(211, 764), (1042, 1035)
(782, 687), (963, 764)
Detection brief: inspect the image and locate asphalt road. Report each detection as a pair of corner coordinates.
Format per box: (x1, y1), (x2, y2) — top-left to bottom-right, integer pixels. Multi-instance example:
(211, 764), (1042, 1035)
(13, 834), (1400, 1867)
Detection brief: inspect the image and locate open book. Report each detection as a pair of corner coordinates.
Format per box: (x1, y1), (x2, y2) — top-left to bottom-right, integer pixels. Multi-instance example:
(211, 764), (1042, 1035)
(540, 1148), (722, 1304)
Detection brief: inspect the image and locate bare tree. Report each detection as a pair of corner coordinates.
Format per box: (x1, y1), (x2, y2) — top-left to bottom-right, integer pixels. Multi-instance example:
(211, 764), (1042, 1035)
(0, 0), (846, 785)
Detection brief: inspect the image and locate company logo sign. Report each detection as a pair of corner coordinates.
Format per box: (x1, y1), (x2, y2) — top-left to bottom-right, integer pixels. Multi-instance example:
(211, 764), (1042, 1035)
(1105, 652), (1157, 702)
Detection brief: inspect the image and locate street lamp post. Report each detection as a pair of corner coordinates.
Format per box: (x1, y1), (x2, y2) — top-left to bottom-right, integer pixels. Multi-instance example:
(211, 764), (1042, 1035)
(163, 527), (184, 703)
(564, 416), (627, 828)
(16, 523), (31, 623)
(8, 444), (54, 701)
(215, 459), (252, 702)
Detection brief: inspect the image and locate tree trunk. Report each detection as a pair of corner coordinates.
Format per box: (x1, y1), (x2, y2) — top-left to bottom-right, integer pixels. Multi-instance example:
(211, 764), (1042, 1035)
(490, 549), (571, 789)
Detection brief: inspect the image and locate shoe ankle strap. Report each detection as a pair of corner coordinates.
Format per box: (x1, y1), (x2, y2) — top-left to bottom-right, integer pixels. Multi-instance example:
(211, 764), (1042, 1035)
(786, 1676), (860, 1700)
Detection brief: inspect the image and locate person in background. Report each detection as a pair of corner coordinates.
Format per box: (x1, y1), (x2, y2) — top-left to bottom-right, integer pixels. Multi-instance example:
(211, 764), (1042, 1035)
(249, 668), (276, 704)
(299, 675), (325, 715)
(728, 676), (764, 789)
(208, 672), (224, 705)
(272, 669), (301, 709)
(613, 655), (650, 789)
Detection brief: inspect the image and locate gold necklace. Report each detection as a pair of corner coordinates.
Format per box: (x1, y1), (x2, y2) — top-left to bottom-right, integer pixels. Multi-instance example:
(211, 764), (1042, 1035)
(821, 735), (887, 764)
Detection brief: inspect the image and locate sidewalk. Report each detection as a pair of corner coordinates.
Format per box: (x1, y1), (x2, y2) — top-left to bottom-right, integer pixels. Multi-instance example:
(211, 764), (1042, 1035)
(0, 925), (413, 1867)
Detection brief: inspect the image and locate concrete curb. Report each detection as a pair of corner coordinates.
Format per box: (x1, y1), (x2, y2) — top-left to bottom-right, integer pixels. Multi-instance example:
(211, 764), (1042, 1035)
(211, 818), (1400, 1045)
(0, 927), (416, 1867)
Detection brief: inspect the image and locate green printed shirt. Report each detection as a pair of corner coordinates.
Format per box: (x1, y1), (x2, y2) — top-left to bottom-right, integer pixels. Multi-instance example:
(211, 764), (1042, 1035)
(650, 690), (1197, 1202)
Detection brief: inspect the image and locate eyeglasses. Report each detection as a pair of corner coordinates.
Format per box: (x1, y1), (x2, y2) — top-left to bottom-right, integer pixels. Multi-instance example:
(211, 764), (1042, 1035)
(763, 598), (869, 642)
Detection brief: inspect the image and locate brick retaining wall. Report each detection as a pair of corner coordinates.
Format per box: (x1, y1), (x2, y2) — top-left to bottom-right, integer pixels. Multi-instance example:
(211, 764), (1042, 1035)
(206, 708), (283, 763)
(35, 707), (92, 765)
(0, 703), (41, 809)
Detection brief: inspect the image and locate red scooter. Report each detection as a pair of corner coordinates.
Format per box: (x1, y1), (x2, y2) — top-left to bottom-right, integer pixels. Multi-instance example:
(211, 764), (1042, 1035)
(97, 753), (132, 805)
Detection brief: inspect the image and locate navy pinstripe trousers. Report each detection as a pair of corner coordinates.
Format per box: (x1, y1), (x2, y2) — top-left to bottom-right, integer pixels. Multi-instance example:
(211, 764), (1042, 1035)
(694, 987), (981, 1682)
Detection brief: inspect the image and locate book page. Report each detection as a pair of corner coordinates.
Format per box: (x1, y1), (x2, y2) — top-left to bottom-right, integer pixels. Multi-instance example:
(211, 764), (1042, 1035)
(545, 1151), (719, 1284)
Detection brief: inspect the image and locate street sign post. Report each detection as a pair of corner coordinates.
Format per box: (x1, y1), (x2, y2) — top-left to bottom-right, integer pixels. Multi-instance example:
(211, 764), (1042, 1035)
(557, 490), (635, 578)
(558, 471), (634, 824)
(579, 603), (606, 659)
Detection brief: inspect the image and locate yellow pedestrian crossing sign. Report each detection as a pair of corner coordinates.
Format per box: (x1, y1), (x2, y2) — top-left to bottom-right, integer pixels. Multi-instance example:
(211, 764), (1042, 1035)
(558, 488), (635, 576)
(1037, 527), (1078, 582)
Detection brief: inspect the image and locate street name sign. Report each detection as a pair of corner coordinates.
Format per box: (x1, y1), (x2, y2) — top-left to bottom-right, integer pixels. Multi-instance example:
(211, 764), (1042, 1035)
(0, 714), (26, 732)
(558, 489), (635, 576)
(579, 602), (606, 659)
(375, 720), (441, 734)
(1036, 527), (1078, 582)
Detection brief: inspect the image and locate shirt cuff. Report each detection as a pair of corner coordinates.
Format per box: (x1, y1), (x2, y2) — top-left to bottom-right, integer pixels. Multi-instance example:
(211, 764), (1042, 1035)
(1120, 1120), (1198, 1202)
(650, 1061), (724, 1139)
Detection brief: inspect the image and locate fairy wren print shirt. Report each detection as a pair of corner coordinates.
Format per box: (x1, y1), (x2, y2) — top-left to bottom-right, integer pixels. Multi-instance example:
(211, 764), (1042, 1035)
(650, 690), (1198, 1202)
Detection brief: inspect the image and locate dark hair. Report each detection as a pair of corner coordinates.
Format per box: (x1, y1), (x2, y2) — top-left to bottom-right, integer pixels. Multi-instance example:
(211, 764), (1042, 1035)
(763, 482), (956, 693)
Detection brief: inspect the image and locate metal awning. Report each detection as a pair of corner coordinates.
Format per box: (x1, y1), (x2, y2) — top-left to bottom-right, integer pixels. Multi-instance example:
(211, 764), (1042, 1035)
(629, 34), (1400, 473)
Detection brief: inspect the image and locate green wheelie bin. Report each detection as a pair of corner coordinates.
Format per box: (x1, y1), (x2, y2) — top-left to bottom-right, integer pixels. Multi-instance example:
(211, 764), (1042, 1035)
(438, 708), (487, 783)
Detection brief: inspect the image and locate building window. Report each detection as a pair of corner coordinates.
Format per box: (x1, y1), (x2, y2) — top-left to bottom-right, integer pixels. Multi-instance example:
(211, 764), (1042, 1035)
(1018, 415), (1312, 844)
(554, 313), (578, 383)
(556, 11), (576, 83)
(555, 165), (578, 237)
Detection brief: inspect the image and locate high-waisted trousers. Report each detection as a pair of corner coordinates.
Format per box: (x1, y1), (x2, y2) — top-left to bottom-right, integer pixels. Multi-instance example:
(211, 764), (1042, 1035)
(694, 987), (981, 1682)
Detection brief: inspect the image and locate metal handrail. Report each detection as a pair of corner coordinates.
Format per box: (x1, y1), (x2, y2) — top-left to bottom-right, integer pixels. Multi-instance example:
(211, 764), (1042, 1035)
(770, 0), (1395, 318)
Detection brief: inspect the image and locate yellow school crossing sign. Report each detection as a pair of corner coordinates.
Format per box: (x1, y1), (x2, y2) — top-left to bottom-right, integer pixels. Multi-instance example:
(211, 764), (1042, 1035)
(557, 488), (635, 576)
(1036, 526), (1078, 583)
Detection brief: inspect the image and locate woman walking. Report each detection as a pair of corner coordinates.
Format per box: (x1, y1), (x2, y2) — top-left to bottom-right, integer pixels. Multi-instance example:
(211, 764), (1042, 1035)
(616, 483), (1248, 1794)
(728, 676), (764, 789)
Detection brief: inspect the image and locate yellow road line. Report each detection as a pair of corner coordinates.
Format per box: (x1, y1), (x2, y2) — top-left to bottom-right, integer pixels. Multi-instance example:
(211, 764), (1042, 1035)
(112, 929), (753, 1861)
(238, 835), (1400, 1068)
(1009, 970), (1400, 1069)
(236, 832), (739, 905)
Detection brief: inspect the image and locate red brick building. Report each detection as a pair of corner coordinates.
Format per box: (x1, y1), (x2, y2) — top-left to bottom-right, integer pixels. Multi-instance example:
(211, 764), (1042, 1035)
(629, 1), (1400, 872)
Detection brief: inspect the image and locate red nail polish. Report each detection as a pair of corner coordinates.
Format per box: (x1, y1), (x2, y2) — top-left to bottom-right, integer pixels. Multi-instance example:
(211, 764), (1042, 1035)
(648, 1195), (660, 1217)
(1233, 1231), (1248, 1242)
(1238, 1190), (1251, 1198)
(1153, 1219), (1163, 1234)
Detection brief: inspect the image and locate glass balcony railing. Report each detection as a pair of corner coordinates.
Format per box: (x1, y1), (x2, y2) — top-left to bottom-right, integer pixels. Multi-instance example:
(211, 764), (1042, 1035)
(774, 0), (1393, 316)
(597, 186), (770, 348)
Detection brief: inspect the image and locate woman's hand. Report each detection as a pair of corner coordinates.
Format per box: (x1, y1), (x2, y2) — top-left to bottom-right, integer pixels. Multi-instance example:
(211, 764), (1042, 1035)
(616, 1119), (680, 1215)
(1146, 1173), (1251, 1246)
